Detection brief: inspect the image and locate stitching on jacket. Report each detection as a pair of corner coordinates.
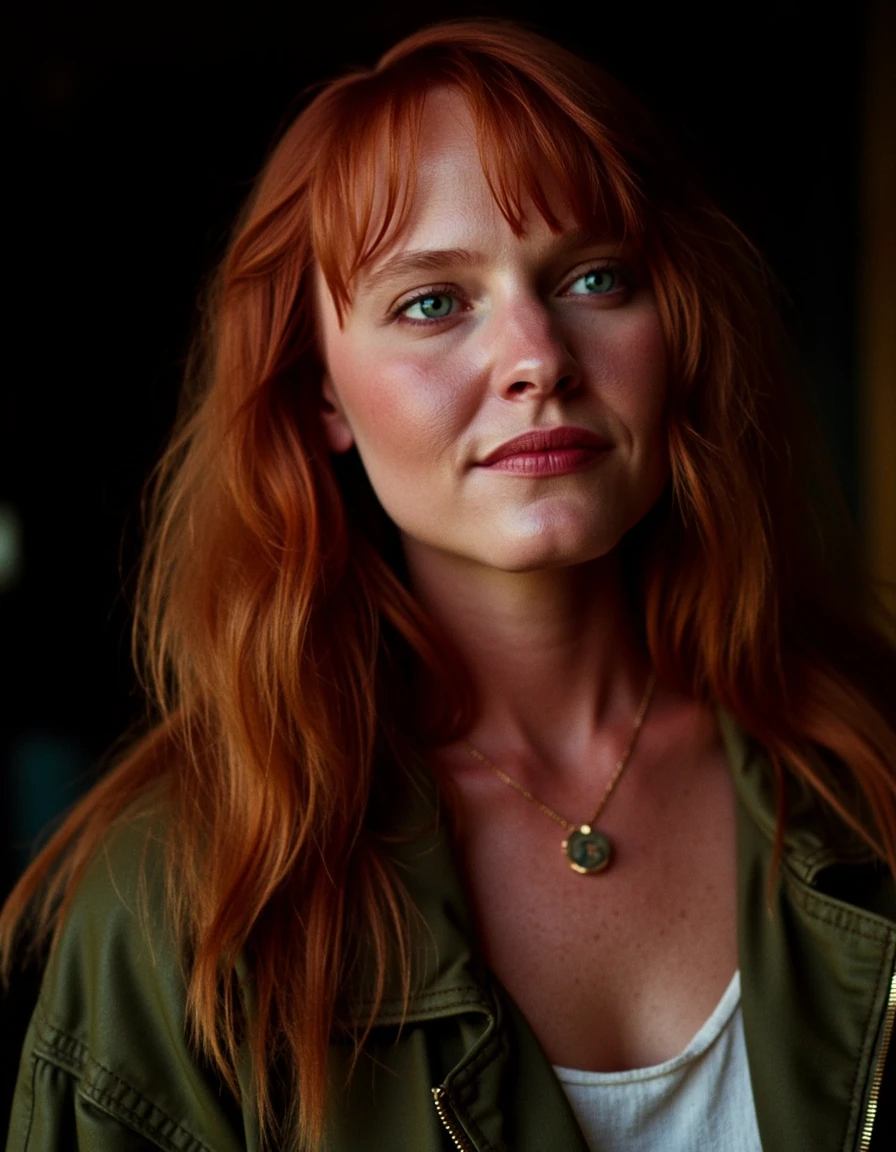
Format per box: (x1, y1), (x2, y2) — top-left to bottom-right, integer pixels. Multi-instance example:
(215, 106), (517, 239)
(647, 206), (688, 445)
(841, 939), (892, 1152)
(27, 1018), (214, 1152)
(79, 1053), (213, 1152)
(372, 986), (494, 1023)
(453, 1017), (505, 1095)
(33, 1023), (89, 1076)
(450, 1035), (503, 1152)
(374, 984), (493, 1007)
(76, 1070), (212, 1152)
(448, 992), (513, 1152)
(21, 1053), (38, 1150)
(783, 874), (894, 943)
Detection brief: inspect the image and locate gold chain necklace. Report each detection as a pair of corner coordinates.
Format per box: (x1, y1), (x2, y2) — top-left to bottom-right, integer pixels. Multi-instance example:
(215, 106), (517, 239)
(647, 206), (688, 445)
(464, 671), (657, 875)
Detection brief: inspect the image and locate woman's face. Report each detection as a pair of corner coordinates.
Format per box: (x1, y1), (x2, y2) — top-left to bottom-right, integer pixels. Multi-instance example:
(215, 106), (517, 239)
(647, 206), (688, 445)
(316, 88), (669, 577)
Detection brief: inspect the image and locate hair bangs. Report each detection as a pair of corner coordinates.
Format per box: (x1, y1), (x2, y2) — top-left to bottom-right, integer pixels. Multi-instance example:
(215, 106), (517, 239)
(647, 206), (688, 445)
(312, 50), (648, 320)
(467, 69), (644, 249)
(310, 82), (426, 319)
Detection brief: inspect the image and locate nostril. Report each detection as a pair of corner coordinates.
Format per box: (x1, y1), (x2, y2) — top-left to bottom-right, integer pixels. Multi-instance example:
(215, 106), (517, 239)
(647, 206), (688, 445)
(505, 372), (577, 397)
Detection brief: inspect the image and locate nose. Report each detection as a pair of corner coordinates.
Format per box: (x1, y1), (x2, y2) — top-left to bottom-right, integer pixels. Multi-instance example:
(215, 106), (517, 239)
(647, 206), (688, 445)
(489, 297), (581, 400)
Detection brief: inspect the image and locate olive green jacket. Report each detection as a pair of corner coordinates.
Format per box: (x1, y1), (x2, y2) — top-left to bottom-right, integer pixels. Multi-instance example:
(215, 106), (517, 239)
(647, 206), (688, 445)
(7, 713), (896, 1151)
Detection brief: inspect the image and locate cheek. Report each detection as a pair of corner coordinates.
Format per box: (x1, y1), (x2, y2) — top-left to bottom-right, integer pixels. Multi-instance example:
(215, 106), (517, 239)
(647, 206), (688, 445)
(329, 341), (481, 463)
(587, 310), (668, 426)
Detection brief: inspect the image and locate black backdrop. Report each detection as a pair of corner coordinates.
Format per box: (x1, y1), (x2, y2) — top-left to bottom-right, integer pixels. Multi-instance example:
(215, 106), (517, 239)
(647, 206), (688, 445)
(1, 0), (865, 1062)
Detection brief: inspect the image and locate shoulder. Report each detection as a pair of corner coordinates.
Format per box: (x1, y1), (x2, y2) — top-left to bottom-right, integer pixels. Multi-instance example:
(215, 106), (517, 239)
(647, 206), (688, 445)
(7, 811), (249, 1151)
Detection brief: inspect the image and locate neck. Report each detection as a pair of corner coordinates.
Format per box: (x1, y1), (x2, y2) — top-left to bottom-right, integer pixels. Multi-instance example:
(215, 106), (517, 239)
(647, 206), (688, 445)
(404, 541), (652, 774)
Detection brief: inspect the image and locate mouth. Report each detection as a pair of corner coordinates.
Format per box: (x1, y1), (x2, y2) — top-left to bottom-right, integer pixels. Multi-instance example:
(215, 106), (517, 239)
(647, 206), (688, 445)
(478, 426), (612, 476)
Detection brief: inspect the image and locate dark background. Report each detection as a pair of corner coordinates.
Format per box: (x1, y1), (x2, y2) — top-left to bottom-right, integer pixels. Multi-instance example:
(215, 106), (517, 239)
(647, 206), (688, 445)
(0, 0), (875, 1103)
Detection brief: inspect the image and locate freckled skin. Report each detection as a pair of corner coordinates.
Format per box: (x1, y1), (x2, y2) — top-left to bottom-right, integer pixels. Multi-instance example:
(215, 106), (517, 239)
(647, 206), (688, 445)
(316, 88), (669, 578)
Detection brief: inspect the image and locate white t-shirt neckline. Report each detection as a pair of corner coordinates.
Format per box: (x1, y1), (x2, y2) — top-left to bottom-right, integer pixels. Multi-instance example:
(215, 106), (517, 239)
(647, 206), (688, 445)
(552, 970), (763, 1152)
(553, 968), (742, 1086)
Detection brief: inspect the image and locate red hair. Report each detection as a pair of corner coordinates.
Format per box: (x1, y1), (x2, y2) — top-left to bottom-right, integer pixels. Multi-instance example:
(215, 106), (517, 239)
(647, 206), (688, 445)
(3, 18), (895, 1149)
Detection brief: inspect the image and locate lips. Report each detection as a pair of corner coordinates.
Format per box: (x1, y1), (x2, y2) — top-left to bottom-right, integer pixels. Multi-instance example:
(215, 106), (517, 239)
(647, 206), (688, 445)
(479, 426), (612, 466)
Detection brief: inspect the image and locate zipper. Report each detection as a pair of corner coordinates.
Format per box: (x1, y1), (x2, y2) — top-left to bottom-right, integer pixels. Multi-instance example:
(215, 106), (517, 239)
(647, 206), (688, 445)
(432, 1085), (477, 1152)
(858, 966), (896, 1151)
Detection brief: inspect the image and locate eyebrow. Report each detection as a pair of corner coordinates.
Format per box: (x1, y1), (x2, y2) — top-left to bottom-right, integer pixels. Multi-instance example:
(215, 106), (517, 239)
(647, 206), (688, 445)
(357, 228), (625, 297)
(359, 248), (485, 296)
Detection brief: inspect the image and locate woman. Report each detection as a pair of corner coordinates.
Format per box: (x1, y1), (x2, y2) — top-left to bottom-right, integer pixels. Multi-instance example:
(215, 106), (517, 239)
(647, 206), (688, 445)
(3, 19), (896, 1151)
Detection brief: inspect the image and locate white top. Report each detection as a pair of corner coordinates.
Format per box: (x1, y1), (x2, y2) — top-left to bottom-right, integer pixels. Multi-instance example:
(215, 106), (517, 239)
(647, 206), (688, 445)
(553, 971), (762, 1152)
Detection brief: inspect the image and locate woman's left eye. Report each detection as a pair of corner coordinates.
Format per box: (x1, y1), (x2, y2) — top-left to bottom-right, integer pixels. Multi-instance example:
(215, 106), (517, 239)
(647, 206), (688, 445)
(566, 267), (625, 296)
(400, 292), (459, 321)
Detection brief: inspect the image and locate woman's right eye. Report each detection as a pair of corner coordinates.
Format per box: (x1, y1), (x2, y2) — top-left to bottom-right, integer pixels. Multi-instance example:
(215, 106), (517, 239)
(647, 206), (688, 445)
(399, 292), (459, 322)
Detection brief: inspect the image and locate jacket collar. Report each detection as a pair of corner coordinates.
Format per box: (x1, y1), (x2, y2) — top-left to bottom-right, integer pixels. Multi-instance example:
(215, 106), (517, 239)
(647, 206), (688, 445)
(715, 706), (877, 883)
(350, 761), (493, 1026)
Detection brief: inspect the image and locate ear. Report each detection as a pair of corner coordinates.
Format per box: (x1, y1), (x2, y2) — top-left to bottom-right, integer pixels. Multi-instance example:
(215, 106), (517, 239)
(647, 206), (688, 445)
(320, 374), (355, 454)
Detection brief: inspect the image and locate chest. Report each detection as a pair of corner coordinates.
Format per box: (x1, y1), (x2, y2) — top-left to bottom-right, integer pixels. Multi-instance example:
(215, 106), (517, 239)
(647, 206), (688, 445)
(447, 735), (739, 1072)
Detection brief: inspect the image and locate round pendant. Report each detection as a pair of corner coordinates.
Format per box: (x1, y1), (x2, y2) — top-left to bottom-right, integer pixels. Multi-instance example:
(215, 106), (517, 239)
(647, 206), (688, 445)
(563, 824), (611, 874)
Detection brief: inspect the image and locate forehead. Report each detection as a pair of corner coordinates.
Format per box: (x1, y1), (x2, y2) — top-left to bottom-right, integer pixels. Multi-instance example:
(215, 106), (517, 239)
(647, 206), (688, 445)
(412, 87), (481, 182)
(350, 90), (579, 286)
(366, 90), (485, 251)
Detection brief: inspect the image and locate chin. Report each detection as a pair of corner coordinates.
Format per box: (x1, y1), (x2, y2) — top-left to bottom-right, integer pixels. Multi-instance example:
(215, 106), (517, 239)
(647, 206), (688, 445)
(470, 530), (624, 574)
(475, 506), (627, 570)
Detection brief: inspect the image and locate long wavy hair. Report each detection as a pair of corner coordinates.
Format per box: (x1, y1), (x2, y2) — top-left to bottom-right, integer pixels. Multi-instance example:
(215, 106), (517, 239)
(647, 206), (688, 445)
(3, 18), (895, 1149)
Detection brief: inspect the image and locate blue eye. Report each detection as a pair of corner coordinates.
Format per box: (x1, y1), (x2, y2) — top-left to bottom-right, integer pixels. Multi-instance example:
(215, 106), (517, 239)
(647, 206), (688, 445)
(403, 293), (457, 320)
(568, 268), (621, 295)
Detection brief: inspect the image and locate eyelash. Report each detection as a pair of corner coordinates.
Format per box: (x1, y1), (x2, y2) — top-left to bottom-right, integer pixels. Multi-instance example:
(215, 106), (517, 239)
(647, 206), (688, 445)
(563, 262), (631, 297)
(390, 261), (631, 325)
(391, 284), (467, 325)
